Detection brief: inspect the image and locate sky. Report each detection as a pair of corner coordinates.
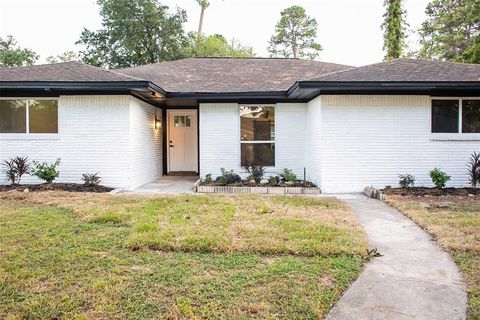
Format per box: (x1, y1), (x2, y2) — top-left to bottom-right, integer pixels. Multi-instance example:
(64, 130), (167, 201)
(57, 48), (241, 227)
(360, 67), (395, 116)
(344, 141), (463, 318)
(0, 0), (431, 66)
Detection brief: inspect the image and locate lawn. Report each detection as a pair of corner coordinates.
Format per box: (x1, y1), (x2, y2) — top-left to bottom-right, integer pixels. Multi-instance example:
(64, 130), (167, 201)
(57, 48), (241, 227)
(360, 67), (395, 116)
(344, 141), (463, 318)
(0, 192), (367, 319)
(386, 195), (480, 320)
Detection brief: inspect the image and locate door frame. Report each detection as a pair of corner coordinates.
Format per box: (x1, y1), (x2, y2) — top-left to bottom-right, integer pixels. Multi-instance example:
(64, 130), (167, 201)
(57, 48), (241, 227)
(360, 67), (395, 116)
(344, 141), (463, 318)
(164, 108), (199, 175)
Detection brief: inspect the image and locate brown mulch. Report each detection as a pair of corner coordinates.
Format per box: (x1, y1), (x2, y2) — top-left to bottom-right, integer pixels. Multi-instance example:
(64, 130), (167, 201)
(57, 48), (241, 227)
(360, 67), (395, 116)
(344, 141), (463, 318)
(382, 187), (480, 197)
(200, 181), (317, 187)
(0, 183), (114, 193)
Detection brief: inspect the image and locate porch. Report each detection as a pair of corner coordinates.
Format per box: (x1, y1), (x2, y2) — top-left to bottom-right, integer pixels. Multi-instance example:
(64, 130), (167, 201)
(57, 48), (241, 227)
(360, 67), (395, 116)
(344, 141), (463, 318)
(130, 176), (199, 194)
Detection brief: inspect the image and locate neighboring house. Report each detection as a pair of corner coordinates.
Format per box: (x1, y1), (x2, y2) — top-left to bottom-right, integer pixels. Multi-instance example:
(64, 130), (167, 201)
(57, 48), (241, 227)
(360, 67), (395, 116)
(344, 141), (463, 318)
(0, 58), (479, 192)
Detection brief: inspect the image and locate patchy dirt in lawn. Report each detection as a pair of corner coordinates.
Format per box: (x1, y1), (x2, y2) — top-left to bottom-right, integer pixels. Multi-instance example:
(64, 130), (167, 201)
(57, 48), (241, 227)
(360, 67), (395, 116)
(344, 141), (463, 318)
(0, 183), (113, 193)
(382, 187), (480, 197)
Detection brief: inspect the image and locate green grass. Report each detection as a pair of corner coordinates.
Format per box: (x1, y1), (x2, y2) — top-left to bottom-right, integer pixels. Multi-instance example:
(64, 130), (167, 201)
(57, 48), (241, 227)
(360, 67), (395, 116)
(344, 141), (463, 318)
(0, 193), (367, 319)
(387, 196), (480, 320)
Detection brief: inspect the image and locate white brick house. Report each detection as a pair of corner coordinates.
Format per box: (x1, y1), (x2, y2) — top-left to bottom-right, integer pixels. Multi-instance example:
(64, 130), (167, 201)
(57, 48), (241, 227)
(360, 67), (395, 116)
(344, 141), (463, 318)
(1, 58), (479, 192)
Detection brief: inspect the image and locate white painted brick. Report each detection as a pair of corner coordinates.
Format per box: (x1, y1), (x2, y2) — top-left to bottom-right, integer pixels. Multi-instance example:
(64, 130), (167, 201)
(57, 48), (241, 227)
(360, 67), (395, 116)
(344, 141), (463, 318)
(199, 102), (308, 180)
(318, 95), (480, 193)
(0, 95), (162, 190)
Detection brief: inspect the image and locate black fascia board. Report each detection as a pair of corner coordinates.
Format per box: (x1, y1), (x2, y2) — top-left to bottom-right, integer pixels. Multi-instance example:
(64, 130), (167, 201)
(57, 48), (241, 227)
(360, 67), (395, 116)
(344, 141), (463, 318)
(0, 80), (166, 96)
(165, 91), (307, 103)
(288, 80), (480, 96)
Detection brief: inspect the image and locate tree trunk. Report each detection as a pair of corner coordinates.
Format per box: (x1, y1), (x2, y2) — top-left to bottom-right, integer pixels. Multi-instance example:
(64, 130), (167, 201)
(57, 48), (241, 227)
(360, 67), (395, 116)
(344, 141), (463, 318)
(198, 7), (205, 35)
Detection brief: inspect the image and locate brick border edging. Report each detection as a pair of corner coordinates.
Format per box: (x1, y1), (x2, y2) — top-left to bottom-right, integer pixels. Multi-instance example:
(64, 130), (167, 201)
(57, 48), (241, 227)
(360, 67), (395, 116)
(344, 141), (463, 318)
(194, 182), (320, 195)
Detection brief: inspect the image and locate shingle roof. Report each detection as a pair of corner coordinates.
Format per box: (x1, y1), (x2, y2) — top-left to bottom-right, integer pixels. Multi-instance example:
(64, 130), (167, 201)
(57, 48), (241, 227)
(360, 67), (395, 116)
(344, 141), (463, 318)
(310, 58), (480, 82)
(0, 61), (141, 82)
(116, 57), (352, 92)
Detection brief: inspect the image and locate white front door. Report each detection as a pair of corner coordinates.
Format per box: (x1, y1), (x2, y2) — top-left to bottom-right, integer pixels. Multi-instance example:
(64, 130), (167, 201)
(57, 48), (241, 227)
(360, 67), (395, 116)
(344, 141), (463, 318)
(168, 110), (198, 173)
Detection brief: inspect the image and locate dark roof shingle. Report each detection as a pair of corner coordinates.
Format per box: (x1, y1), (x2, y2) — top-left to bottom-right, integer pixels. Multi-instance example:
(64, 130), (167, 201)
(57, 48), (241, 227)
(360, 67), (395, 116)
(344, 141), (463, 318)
(117, 57), (352, 92)
(0, 61), (141, 82)
(310, 58), (480, 82)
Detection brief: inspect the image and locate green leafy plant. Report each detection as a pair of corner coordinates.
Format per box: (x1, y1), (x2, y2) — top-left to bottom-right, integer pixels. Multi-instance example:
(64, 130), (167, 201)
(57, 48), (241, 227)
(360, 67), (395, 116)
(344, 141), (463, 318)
(204, 173), (212, 184)
(268, 176), (278, 187)
(398, 173), (415, 189)
(468, 152), (480, 188)
(82, 172), (101, 187)
(430, 168), (451, 189)
(216, 168), (241, 185)
(1, 156), (31, 185)
(279, 168), (297, 182)
(217, 175), (228, 186)
(32, 158), (61, 183)
(242, 162), (265, 183)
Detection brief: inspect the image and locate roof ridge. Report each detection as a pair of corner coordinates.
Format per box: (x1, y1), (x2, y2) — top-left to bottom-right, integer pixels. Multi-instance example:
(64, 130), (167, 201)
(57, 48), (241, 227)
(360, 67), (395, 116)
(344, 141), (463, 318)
(72, 62), (147, 81)
(0, 61), (81, 70)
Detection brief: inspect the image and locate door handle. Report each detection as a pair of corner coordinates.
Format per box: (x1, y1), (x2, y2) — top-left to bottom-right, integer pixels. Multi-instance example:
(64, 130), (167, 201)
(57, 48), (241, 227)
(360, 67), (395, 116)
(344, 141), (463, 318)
(170, 144), (174, 147)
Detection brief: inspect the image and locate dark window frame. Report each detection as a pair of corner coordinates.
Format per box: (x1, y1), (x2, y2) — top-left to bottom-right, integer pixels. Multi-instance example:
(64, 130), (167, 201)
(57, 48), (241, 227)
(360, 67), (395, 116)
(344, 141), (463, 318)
(239, 104), (276, 167)
(431, 98), (480, 134)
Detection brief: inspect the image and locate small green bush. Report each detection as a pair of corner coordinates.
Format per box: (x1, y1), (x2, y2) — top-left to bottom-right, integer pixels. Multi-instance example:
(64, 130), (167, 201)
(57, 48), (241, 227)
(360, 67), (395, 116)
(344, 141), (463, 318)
(1, 156), (31, 185)
(215, 168), (241, 185)
(32, 158), (61, 183)
(204, 173), (212, 183)
(217, 175), (228, 186)
(430, 168), (450, 189)
(268, 176), (278, 187)
(398, 174), (415, 188)
(242, 162), (265, 183)
(468, 152), (480, 188)
(279, 168), (297, 182)
(82, 172), (101, 186)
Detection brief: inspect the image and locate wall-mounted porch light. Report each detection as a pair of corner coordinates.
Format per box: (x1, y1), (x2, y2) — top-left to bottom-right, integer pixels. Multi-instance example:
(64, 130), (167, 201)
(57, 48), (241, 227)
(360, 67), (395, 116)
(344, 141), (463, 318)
(155, 117), (161, 129)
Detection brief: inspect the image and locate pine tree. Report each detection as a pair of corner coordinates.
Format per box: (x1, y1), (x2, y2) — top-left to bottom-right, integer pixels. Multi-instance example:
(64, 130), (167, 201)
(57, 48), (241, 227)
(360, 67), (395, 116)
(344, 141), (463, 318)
(381, 0), (408, 61)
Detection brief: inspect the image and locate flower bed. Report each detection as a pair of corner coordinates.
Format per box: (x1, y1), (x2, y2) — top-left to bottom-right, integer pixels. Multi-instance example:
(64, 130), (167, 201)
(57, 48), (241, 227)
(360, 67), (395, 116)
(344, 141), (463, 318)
(198, 168), (320, 194)
(0, 183), (114, 193)
(196, 180), (320, 194)
(382, 187), (480, 197)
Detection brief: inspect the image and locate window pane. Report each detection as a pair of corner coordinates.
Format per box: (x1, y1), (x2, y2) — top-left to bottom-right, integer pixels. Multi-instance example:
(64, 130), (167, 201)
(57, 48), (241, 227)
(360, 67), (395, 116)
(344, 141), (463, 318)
(240, 106), (275, 141)
(186, 115), (191, 127)
(241, 143), (275, 166)
(0, 100), (26, 133)
(174, 116), (180, 127)
(462, 100), (480, 133)
(432, 100), (459, 133)
(29, 100), (58, 133)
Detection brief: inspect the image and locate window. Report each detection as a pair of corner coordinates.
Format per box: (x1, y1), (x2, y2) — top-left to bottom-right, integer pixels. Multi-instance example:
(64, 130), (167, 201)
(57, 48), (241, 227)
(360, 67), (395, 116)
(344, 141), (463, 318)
(431, 99), (480, 134)
(462, 100), (480, 133)
(0, 100), (26, 133)
(432, 100), (459, 133)
(240, 105), (275, 166)
(174, 115), (191, 127)
(0, 99), (58, 134)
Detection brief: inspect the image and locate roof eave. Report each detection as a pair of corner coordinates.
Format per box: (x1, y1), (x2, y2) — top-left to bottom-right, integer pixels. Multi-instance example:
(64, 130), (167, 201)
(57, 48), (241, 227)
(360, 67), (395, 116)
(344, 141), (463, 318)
(0, 80), (167, 97)
(288, 81), (480, 99)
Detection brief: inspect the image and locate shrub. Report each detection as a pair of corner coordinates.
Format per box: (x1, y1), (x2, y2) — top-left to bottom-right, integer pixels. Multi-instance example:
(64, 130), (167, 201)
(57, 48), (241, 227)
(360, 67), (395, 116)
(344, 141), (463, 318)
(268, 176), (278, 187)
(430, 168), (451, 189)
(1, 156), (31, 185)
(279, 168), (297, 182)
(82, 172), (101, 187)
(216, 168), (241, 185)
(468, 152), (480, 188)
(217, 175), (228, 186)
(242, 162), (265, 183)
(204, 173), (212, 184)
(32, 158), (61, 183)
(398, 174), (415, 188)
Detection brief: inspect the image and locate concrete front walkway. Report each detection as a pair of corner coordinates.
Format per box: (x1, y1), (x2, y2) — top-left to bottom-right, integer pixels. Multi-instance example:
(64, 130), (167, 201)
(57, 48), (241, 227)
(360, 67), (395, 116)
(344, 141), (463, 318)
(327, 194), (467, 320)
(130, 176), (198, 194)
